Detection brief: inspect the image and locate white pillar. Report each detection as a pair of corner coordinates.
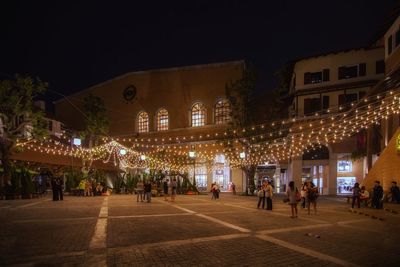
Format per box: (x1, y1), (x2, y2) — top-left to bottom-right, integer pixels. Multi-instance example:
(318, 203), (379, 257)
(289, 157), (302, 189)
(328, 152), (337, 195)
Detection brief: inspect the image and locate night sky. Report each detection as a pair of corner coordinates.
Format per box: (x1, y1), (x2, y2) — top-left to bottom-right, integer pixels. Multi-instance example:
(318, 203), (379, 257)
(0, 0), (398, 103)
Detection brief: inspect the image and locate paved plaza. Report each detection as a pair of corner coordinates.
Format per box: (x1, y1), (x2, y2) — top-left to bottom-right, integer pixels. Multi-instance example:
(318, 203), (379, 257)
(0, 193), (399, 267)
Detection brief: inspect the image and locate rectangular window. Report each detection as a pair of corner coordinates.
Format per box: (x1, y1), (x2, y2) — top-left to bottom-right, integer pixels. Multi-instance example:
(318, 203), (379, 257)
(376, 60), (385, 74)
(304, 72), (322, 84)
(303, 98), (321, 115)
(388, 35), (393, 55)
(338, 65), (364, 80)
(338, 160), (352, 172)
(358, 63), (366, 76)
(396, 29), (400, 47)
(338, 93), (358, 109)
(322, 69), (330, 82)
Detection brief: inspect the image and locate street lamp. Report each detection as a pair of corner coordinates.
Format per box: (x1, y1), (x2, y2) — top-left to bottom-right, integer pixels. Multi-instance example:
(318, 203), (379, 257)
(140, 154), (146, 161)
(189, 148), (196, 185)
(239, 151), (246, 159)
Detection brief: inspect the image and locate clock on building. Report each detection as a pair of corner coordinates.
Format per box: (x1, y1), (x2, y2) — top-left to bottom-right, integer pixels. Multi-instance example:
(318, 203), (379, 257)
(123, 85), (137, 101)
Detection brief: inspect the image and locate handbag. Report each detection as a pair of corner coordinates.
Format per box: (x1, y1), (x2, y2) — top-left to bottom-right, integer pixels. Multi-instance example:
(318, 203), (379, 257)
(295, 188), (301, 202)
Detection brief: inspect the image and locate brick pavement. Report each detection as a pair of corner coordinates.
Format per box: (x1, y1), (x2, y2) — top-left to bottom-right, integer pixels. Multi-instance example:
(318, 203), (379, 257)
(0, 193), (399, 266)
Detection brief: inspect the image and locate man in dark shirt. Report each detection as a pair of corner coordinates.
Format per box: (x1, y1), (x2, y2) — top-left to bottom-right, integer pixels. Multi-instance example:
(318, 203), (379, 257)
(144, 181), (152, 203)
(390, 181), (400, 204)
(372, 180), (383, 209)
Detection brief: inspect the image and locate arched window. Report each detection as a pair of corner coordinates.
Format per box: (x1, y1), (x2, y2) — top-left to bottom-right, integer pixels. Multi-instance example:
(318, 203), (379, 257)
(137, 111), (149, 133)
(215, 99), (231, 124)
(157, 108), (169, 131)
(191, 103), (206, 127)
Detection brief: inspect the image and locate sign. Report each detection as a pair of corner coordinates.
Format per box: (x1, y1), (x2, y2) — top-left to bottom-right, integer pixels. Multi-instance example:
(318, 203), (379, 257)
(397, 134), (400, 153)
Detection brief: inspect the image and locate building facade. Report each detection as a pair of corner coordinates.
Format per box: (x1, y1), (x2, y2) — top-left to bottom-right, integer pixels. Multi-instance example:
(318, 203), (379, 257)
(55, 60), (247, 192)
(283, 46), (386, 195)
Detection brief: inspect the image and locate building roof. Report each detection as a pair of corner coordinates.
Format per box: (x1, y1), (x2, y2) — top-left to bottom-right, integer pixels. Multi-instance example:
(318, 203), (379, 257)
(54, 60), (246, 104)
(291, 46), (384, 64)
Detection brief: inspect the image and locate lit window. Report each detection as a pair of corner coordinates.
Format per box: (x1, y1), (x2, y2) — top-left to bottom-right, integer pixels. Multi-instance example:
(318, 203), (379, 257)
(215, 99), (231, 124)
(157, 108), (169, 131)
(191, 103), (206, 127)
(137, 111), (149, 133)
(337, 160), (352, 172)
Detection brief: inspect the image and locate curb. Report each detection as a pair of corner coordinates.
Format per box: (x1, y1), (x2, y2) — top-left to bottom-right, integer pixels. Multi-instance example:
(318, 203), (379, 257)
(349, 208), (384, 221)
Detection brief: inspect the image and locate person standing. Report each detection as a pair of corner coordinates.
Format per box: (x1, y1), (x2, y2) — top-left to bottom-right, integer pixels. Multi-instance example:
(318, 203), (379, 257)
(286, 181), (299, 218)
(136, 180), (144, 202)
(144, 180), (152, 203)
(163, 179), (169, 201)
(257, 185), (265, 209)
(306, 181), (318, 215)
(55, 172), (64, 201)
(390, 181), (400, 204)
(211, 183), (217, 200)
(51, 172), (59, 201)
(231, 182), (236, 195)
(300, 183), (307, 209)
(351, 182), (361, 209)
(372, 180), (384, 209)
(265, 181), (273, 210)
(170, 178), (177, 202)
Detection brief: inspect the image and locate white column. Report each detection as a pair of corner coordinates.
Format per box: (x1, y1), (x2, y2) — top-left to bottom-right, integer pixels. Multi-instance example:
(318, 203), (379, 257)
(328, 152), (337, 195)
(289, 157), (302, 189)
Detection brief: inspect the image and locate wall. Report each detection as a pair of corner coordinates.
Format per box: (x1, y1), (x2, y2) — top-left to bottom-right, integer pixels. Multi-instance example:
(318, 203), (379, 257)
(384, 16), (400, 73)
(55, 61), (244, 136)
(294, 47), (384, 91)
(363, 127), (400, 191)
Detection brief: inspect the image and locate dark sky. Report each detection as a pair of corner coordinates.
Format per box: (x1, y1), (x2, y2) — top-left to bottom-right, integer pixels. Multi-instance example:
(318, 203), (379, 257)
(0, 0), (398, 102)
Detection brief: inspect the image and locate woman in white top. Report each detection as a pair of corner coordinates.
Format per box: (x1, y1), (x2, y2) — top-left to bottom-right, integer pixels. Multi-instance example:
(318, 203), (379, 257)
(286, 181), (299, 218)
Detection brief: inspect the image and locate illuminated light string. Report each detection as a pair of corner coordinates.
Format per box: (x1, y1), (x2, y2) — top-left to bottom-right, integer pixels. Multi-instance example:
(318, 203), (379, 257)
(100, 90), (398, 146)
(15, 89), (400, 170)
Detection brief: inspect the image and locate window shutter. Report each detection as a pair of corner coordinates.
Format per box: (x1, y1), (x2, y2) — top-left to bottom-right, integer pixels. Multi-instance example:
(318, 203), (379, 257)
(338, 67), (346, 80)
(323, 69), (330, 81)
(359, 63), (366, 76)
(304, 72), (311, 85)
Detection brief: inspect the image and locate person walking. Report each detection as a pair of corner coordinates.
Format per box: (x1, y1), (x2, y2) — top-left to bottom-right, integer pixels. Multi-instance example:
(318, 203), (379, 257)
(136, 180), (144, 202)
(286, 181), (299, 218)
(257, 185), (265, 209)
(144, 180), (152, 203)
(265, 181), (273, 210)
(306, 181), (318, 215)
(351, 182), (361, 209)
(163, 179), (169, 201)
(170, 178), (177, 202)
(231, 182), (236, 195)
(372, 180), (383, 209)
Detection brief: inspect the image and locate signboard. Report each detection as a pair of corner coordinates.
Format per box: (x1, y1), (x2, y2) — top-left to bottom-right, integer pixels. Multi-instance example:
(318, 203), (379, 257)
(397, 134), (400, 153)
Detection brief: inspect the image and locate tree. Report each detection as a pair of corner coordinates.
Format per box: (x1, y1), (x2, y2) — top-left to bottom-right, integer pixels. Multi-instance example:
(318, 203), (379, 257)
(0, 75), (48, 186)
(82, 93), (109, 148)
(225, 66), (258, 195)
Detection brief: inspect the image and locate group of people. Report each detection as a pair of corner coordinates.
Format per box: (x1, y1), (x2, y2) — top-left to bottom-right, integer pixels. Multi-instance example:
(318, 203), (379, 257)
(350, 182), (370, 208)
(351, 180), (400, 209)
(256, 180), (273, 210)
(163, 178), (177, 202)
(284, 180), (319, 218)
(78, 179), (107, 197)
(211, 182), (221, 200)
(135, 180), (155, 203)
